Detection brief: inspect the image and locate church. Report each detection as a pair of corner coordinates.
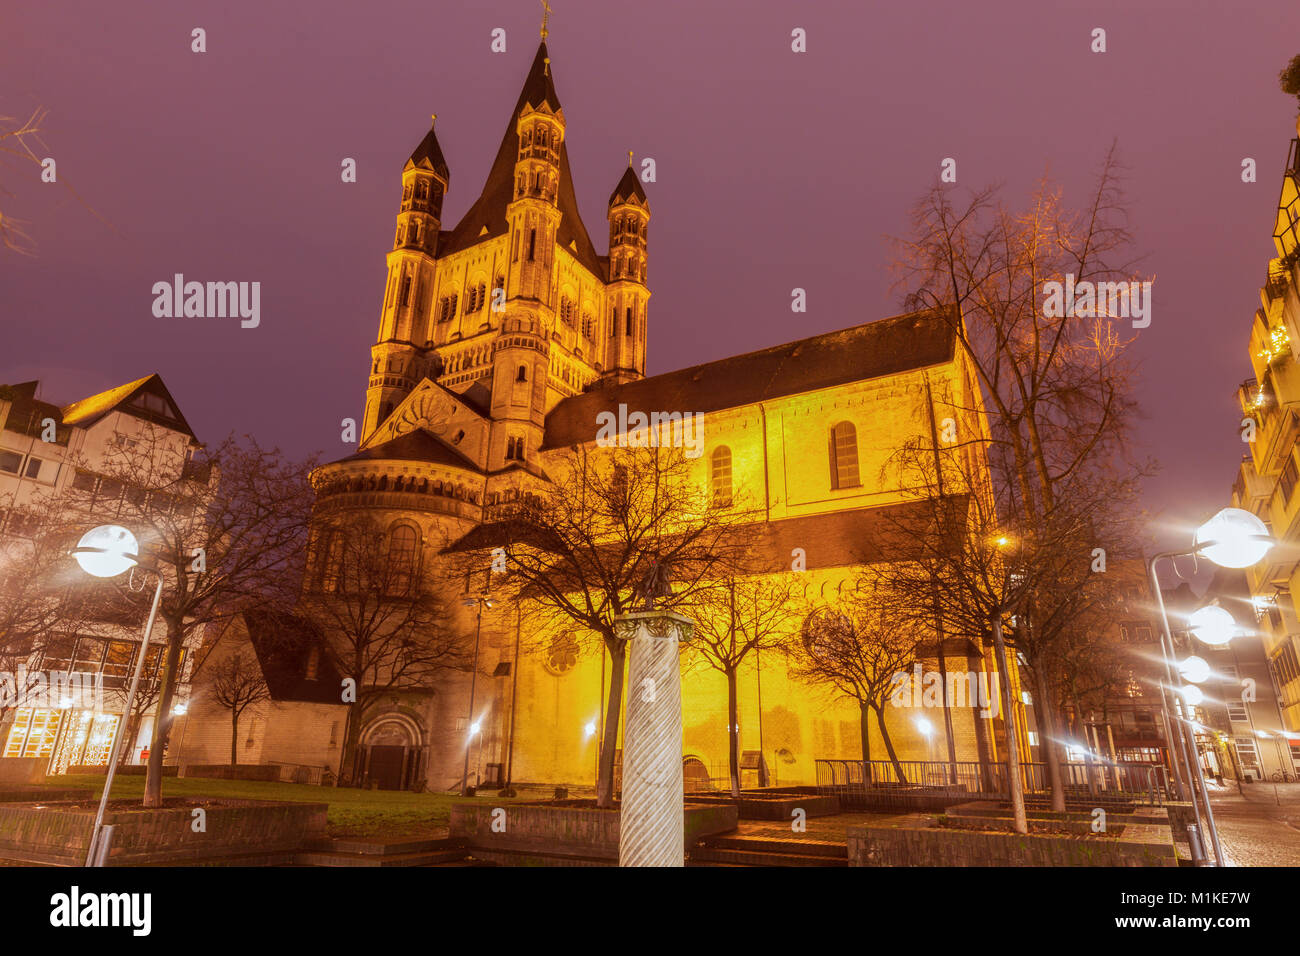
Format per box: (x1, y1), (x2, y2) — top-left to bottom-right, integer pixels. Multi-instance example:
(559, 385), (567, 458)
(296, 38), (1016, 792)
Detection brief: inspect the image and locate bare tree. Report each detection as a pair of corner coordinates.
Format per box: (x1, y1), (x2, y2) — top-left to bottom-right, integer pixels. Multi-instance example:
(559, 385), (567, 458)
(297, 510), (471, 786)
(459, 443), (746, 808)
(888, 152), (1152, 812)
(683, 572), (801, 797)
(200, 650), (271, 766)
(789, 572), (922, 783)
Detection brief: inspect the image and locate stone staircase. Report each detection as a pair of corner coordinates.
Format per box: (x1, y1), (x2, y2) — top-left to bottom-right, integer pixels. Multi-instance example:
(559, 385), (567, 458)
(295, 837), (468, 867)
(690, 833), (848, 867)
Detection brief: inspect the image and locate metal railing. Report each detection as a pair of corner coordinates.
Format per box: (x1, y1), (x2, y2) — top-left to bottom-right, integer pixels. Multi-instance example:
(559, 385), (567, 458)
(815, 759), (1168, 809)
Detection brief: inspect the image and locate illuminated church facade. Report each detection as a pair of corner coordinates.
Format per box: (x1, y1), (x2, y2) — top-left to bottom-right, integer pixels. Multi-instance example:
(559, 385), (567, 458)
(303, 40), (1016, 792)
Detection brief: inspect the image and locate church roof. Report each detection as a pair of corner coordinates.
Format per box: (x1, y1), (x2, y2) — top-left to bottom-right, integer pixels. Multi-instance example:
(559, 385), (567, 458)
(542, 309), (956, 449)
(342, 429), (483, 473)
(240, 609), (346, 706)
(609, 166), (646, 206)
(440, 43), (605, 278)
(406, 122), (450, 180)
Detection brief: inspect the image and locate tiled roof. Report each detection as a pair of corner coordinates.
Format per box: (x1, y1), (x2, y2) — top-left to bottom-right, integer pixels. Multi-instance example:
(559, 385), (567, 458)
(543, 309), (956, 449)
(609, 166), (646, 206)
(241, 609), (346, 706)
(342, 429), (483, 473)
(407, 122), (450, 180)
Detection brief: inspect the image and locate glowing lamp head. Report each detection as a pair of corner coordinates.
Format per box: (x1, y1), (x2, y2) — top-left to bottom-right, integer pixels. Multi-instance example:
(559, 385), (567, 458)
(584, 721), (596, 738)
(469, 721), (481, 736)
(1178, 655), (1211, 684)
(1194, 507), (1272, 569)
(914, 716), (934, 738)
(1187, 605), (1236, 647)
(73, 525), (139, 579)
(1180, 684), (1204, 707)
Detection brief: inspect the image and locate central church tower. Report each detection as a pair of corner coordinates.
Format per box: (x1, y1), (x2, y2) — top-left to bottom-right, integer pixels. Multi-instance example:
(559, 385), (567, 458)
(357, 41), (650, 463)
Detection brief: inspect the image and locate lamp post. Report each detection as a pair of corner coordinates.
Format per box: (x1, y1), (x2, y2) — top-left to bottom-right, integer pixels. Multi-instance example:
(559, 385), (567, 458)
(1148, 507), (1273, 867)
(72, 525), (163, 868)
(460, 594), (493, 796)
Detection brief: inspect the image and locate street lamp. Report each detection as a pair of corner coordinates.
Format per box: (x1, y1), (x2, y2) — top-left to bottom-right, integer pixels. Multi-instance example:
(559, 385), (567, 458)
(460, 595), (494, 796)
(1179, 656), (1211, 684)
(71, 525), (164, 868)
(1148, 507), (1275, 867)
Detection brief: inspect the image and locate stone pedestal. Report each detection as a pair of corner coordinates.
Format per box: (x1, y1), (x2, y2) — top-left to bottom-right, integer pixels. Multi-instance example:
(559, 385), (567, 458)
(613, 609), (694, 867)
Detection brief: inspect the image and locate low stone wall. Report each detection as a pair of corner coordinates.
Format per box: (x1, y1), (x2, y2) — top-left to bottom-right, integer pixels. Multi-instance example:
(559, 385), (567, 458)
(689, 790), (840, 820)
(0, 798), (327, 866)
(181, 764), (280, 782)
(0, 788), (94, 803)
(0, 757), (45, 786)
(945, 801), (1170, 835)
(67, 765), (178, 777)
(449, 800), (738, 865)
(847, 813), (1176, 867)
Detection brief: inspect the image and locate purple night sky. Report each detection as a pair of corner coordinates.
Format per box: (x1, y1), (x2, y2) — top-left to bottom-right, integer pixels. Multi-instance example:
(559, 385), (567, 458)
(4, 0), (1299, 554)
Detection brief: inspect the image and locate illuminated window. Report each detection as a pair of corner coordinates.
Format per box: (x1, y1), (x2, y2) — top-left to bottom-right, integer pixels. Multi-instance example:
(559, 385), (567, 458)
(710, 446), (732, 507)
(829, 421), (860, 489)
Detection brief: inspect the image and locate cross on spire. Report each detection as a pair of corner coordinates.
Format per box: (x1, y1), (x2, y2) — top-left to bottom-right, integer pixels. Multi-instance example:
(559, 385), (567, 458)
(540, 0), (551, 41)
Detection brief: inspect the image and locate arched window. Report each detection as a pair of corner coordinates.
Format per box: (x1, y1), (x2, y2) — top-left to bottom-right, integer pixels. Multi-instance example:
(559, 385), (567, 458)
(829, 421), (860, 489)
(318, 530), (344, 593)
(387, 525), (419, 596)
(710, 446), (733, 507)
(625, 307), (633, 336)
(517, 364), (528, 382)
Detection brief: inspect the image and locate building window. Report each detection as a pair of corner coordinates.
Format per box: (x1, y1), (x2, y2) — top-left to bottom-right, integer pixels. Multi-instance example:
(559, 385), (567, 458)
(560, 297), (575, 327)
(400, 276), (413, 308)
(625, 307), (633, 336)
(1235, 736), (1261, 774)
(710, 446), (732, 507)
(528, 229), (536, 261)
(506, 436), (525, 461)
(1282, 455), (1299, 505)
(0, 451), (20, 474)
(829, 421), (860, 489)
(517, 364), (528, 383)
(437, 294), (458, 323)
(1274, 640), (1300, 686)
(582, 315), (593, 339)
(386, 525), (419, 596)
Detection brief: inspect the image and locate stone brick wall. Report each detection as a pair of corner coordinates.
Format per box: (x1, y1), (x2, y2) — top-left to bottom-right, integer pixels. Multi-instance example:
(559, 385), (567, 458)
(0, 799), (327, 866)
(847, 815), (1176, 867)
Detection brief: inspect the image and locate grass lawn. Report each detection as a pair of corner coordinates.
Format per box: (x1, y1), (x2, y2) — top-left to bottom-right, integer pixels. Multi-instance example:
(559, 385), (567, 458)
(41, 775), (517, 840)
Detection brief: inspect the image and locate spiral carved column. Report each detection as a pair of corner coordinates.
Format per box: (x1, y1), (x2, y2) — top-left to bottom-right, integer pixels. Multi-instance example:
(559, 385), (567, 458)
(613, 610), (694, 867)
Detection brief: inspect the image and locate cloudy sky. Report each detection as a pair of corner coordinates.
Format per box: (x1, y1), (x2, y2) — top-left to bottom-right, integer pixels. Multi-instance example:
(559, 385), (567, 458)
(5, 0), (1299, 554)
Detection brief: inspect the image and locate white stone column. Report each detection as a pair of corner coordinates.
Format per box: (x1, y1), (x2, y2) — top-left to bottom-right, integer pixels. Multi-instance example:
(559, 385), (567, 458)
(613, 609), (693, 867)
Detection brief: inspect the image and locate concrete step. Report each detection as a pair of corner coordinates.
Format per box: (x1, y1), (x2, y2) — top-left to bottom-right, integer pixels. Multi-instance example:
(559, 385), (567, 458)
(701, 835), (847, 859)
(295, 847), (467, 867)
(690, 846), (847, 867)
(301, 837), (453, 856)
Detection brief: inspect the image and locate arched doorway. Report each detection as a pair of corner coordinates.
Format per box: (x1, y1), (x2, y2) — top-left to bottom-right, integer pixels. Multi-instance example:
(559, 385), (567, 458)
(360, 714), (424, 790)
(682, 755), (712, 792)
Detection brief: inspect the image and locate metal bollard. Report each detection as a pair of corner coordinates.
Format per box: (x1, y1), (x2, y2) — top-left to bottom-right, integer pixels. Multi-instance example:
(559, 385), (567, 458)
(1187, 823), (1207, 866)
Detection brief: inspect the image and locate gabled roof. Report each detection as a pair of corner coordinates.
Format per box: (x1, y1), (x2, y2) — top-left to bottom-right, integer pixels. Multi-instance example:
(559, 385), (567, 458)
(609, 165), (647, 207)
(406, 121), (450, 180)
(543, 310), (956, 449)
(342, 428), (483, 473)
(439, 43), (604, 278)
(57, 373), (197, 440)
(241, 609), (346, 706)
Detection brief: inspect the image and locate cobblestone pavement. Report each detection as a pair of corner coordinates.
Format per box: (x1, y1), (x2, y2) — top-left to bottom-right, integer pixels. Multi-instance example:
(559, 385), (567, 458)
(1205, 780), (1300, 866)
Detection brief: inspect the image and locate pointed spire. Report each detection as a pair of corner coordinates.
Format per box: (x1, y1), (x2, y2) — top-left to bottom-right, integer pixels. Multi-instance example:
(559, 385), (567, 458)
(609, 162), (646, 206)
(516, 43), (562, 114)
(406, 115), (449, 180)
